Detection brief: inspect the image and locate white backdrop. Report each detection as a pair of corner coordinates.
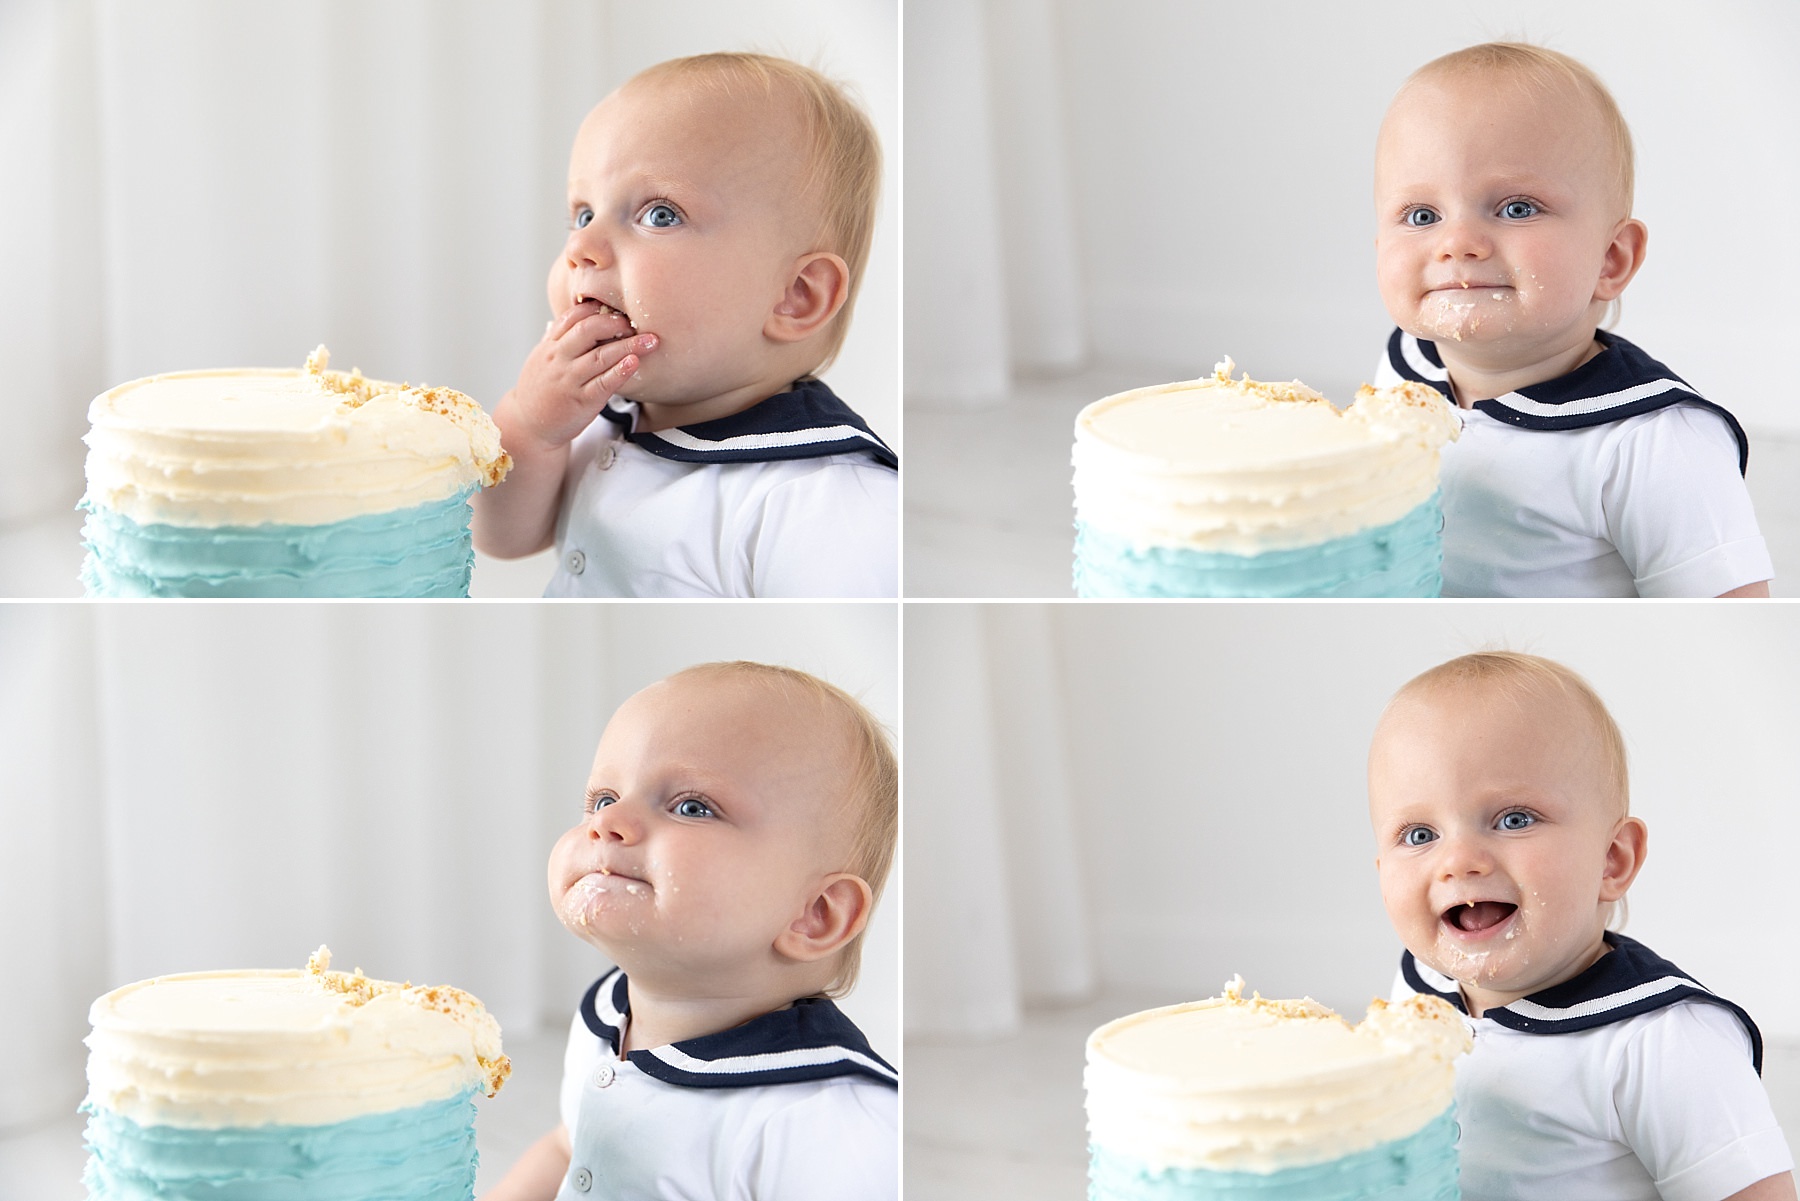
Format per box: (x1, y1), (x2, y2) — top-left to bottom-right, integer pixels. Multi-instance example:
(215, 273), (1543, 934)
(0, 601), (899, 1137)
(0, 0), (898, 597)
(906, 602), (1800, 1046)
(906, 0), (1800, 430)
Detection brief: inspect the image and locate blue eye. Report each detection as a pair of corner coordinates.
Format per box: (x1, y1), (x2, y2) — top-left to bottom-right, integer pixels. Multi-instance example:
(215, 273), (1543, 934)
(1500, 199), (1538, 219)
(1402, 826), (1438, 847)
(1404, 207), (1439, 228)
(1497, 810), (1535, 831)
(674, 797), (714, 818)
(640, 203), (682, 229)
(573, 208), (594, 230)
(586, 792), (616, 814)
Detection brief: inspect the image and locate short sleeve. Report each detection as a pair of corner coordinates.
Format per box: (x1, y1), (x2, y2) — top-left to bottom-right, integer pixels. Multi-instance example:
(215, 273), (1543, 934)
(558, 1008), (602, 1136)
(747, 460), (898, 597)
(1602, 405), (1773, 597)
(1613, 1001), (1794, 1201)
(744, 1078), (898, 1201)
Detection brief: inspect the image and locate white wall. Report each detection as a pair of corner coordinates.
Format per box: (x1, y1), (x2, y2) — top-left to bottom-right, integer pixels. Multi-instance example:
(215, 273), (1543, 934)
(983, 602), (1800, 1039)
(917, 0), (1799, 431)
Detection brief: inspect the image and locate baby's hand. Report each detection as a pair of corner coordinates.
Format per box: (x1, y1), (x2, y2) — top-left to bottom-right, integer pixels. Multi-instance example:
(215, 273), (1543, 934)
(508, 301), (657, 451)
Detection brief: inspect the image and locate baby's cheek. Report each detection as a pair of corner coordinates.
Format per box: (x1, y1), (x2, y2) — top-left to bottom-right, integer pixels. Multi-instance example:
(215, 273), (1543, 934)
(546, 259), (572, 318)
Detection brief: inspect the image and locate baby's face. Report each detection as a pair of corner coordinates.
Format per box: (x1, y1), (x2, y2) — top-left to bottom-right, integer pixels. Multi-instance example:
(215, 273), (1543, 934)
(548, 76), (817, 421)
(1368, 682), (1639, 1014)
(547, 672), (850, 990)
(1374, 72), (1627, 367)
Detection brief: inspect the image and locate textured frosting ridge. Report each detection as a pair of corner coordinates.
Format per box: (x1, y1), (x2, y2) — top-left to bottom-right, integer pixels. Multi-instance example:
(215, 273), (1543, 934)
(80, 489), (478, 598)
(84, 346), (511, 529)
(1072, 358), (1458, 557)
(82, 1089), (481, 1201)
(1084, 977), (1469, 1175)
(1088, 1110), (1461, 1201)
(1076, 494), (1444, 598)
(84, 946), (509, 1130)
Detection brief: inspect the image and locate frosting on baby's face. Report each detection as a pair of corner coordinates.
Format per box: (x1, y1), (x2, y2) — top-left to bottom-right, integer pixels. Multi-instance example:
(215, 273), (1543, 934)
(1367, 678), (1645, 1016)
(546, 670), (857, 997)
(1373, 69), (1643, 397)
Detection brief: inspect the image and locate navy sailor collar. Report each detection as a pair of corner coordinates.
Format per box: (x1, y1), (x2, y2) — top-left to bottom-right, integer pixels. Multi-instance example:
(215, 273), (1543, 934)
(1401, 932), (1763, 1074)
(579, 967), (899, 1090)
(598, 377), (897, 470)
(1383, 327), (1748, 476)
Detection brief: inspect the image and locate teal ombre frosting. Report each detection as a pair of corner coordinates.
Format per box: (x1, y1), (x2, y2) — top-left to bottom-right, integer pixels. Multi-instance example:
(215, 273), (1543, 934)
(1089, 1108), (1460, 1201)
(82, 1088), (479, 1201)
(1074, 494), (1444, 598)
(80, 487), (477, 597)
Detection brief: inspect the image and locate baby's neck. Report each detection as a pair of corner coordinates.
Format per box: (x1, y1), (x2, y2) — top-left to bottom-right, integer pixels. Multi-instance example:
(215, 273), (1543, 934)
(617, 975), (809, 1054)
(1441, 334), (1605, 407)
(632, 351), (820, 433)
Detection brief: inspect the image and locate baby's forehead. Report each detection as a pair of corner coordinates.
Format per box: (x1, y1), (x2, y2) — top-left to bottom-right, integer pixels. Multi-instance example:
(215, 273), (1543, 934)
(605, 68), (808, 144)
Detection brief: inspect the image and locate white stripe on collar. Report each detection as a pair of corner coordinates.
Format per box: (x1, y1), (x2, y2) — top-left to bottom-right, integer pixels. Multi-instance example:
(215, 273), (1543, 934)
(645, 1041), (899, 1085)
(1399, 333), (1448, 382)
(649, 422), (890, 457)
(1490, 377), (1696, 420)
(1505, 974), (1703, 1023)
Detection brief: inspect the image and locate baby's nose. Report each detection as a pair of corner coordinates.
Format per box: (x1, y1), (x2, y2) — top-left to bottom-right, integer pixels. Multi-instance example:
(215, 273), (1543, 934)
(566, 226), (613, 270)
(1433, 217), (1492, 260)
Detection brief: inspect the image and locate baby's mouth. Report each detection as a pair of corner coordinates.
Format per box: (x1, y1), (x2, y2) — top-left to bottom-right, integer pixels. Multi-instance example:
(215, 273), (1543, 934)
(575, 293), (636, 330)
(1442, 901), (1518, 934)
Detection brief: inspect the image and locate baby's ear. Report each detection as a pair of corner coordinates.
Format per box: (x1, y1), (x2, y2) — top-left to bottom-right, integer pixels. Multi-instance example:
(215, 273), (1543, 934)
(766, 252), (850, 344)
(774, 872), (872, 963)
(1598, 815), (1649, 901)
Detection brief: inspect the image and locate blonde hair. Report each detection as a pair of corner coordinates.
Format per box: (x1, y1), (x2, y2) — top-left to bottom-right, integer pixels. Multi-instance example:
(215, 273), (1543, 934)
(632, 53), (882, 373)
(672, 661), (897, 998)
(1407, 42), (1635, 218)
(1389, 651), (1630, 818)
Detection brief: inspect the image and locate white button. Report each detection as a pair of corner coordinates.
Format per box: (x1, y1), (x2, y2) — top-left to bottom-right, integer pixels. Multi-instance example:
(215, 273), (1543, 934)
(593, 1063), (615, 1087)
(565, 550), (586, 575)
(596, 444), (618, 469)
(572, 1166), (593, 1192)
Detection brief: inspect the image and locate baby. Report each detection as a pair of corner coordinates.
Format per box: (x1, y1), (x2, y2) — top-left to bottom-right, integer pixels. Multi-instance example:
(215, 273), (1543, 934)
(1368, 651), (1794, 1201)
(1371, 43), (1772, 597)
(483, 661), (898, 1200)
(472, 54), (898, 597)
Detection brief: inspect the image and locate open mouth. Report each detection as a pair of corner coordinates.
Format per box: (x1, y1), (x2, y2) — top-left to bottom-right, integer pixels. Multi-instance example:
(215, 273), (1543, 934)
(574, 293), (635, 329)
(1442, 901), (1518, 934)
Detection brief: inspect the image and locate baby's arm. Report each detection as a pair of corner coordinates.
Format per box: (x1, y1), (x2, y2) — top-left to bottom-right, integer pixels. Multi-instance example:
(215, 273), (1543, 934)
(1722, 1173), (1798, 1201)
(472, 301), (657, 558)
(478, 1123), (571, 1201)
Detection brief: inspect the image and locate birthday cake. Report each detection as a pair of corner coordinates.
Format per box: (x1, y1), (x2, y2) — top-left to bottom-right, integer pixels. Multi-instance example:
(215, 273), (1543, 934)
(1085, 978), (1470, 1201)
(81, 347), (511, 596)
(81, 947), (510, 1201)
(1071, 359), (1459, 597)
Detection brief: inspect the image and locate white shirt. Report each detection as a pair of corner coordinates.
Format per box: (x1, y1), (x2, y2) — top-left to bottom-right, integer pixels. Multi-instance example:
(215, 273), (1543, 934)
(554, 971), (899, 1201)
(1374, 332), (1773, 597)
(544, 400), (898, 599)
(1434, 406), (1771, 597)
(1394, 956), (1792, 1201)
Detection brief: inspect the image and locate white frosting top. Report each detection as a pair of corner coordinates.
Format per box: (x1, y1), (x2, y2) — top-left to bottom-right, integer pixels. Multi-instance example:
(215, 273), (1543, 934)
(85, 946), (510, 1129)
(1084, 977), (1469, 1173)
(84, 347), (511, 527)
(1072, 359), (1460, 553)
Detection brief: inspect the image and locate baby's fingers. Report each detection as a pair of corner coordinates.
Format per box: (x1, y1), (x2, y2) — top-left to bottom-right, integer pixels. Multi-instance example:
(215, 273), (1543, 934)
(545, 299), (603, 344)
(578, 336), (656, 402)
